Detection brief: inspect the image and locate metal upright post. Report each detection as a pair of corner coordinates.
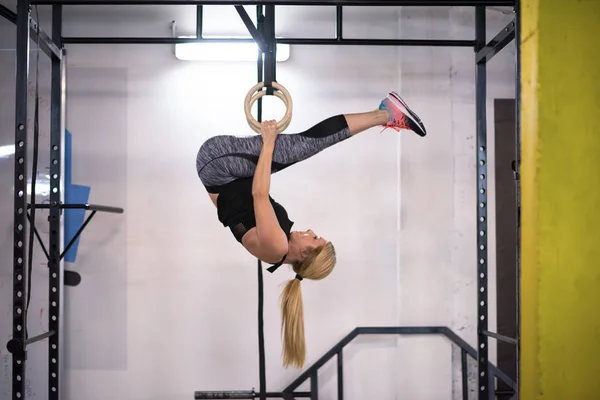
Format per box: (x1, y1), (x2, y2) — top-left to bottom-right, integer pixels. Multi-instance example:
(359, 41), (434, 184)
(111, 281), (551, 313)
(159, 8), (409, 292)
(196, 5), (203, 38)
(475, 5), (491, 400)
(48, 5), (64, 400)
(335, 6), (343, 40)
(13, 1), (30, 399)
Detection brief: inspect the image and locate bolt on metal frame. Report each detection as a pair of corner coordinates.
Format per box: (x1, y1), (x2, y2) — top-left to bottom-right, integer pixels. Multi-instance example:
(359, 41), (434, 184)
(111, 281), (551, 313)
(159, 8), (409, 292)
(1, 1), (520, 399)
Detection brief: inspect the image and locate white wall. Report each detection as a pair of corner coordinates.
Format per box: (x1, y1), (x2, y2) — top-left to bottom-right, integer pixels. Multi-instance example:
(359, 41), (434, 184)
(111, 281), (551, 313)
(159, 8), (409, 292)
(0, 4), (516, 400)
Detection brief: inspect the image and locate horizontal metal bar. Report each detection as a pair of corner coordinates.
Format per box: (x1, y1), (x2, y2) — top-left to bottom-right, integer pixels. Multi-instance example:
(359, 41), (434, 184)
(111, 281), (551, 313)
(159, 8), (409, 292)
(356, 326), (446, 335)
(62, 37), (254, 44)
(265, 392), (310, 398)
(30, 16), (63, 60)
(0, 3), (16, 24)
(194, 391), (311, 399)
(476, 19), (515, 63)
(195, 392), (255, 399)
(279, 38), (475, 47)
(31, 0), (516, 5)
(26, 330), (56, 346)
(482, 330), (518, 345)
(495, 390), (516, 396)
(62, 36), (475, 47)
(32, 203), (124, 213)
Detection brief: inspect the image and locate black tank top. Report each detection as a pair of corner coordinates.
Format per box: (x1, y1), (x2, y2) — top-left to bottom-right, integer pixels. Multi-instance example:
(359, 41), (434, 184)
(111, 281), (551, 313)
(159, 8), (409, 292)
(216, 178), (294, 244)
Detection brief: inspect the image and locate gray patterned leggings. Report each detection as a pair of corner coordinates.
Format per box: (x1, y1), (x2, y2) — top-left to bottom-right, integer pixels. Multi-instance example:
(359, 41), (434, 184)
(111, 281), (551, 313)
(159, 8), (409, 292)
(196, 114), (351, 193)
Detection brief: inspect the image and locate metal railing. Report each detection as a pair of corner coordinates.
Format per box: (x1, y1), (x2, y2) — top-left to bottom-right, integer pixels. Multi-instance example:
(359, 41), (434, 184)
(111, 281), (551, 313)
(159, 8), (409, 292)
(195, 326), (516, 400)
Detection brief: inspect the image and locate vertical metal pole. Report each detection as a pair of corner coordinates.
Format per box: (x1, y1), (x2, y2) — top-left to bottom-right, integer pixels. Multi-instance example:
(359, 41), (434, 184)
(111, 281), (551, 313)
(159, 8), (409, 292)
(310, 372), (318, 400)
(48, 5), (64, 400)
(461, 349), (468, 400)
(513, 2), (521, 399)
(13, 1), (30, 399)
(196, 6), (203, 38)
(257, 6), (264, 122)
(335, 6), (343, 40)
(475, 5), (490, 400)
(337, 350), (343, 400)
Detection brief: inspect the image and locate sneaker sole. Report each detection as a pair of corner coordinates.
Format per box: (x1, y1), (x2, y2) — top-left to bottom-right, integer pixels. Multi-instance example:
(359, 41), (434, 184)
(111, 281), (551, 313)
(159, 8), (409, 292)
(388, 92), (426, 137)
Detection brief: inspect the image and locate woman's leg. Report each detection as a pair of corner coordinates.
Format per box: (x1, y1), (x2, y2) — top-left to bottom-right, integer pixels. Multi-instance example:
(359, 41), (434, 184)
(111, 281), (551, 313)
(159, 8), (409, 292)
(196, 114), (353, 192)
(196, 92), (426, 192)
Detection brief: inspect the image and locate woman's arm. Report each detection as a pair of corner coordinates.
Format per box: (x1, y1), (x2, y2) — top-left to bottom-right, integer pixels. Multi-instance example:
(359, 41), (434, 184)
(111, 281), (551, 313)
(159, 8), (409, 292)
(248, 121), (289, 261)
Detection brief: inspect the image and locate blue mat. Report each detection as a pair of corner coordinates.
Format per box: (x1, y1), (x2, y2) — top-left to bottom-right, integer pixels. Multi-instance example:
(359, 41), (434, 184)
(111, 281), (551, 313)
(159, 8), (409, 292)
(63, 130), (91, 263)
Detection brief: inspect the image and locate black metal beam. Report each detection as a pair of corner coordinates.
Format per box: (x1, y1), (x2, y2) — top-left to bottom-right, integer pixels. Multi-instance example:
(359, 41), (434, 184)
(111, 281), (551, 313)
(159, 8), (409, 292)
(32, 203), (125, 213)
(29, 15), (62, 60)
(235, 5), (267, 52)
(0, 4), (16, 23)
(482, 330), (518, 345)
(337, 350), (343, 400)
(62, 37), (254, 44)
(475, 5), (490, 400)
(194, 391), (311, 399)
(310, 372), (318, 400)
(279, 38), (474, 46)
(476, 19), (515, 63)
(61, 36), (475, 47)
(30, 0), (515, 5)
(461, 350), (468, 400)
(335, 6), (342, 40)
(196, 5), (203, 38)
(26, 330), (56, 345)
(48, 5), (64, 400)
(13, 0), (30, 399)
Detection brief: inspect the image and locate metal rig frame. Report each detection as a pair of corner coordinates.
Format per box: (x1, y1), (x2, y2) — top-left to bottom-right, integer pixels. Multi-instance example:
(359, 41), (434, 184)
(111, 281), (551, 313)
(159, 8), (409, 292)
(1, 0), (520, 399)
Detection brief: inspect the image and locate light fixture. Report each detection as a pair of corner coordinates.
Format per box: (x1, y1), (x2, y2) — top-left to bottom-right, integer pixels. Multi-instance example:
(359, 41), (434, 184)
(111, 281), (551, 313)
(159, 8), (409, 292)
(174, 36), (290, 62)
(0, 144), (15, 158)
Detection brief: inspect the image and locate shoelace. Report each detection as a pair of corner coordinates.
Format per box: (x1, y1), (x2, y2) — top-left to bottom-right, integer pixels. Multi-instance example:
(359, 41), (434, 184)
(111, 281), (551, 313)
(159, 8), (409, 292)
(379, 119), (408, 133)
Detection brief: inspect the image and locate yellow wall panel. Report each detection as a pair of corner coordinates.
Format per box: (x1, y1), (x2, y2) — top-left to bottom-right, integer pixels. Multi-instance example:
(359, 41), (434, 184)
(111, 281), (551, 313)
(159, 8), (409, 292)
(520, 0), (600, 399)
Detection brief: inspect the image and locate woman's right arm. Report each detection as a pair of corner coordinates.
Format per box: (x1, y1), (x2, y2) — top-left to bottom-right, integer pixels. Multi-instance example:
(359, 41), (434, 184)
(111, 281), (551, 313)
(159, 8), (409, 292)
(249, 121), (289, 261)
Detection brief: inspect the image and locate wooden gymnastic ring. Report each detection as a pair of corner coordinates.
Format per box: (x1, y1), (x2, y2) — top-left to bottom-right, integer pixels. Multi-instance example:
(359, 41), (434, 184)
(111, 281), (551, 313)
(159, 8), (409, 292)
(245, 91), (290, 131)
(244, 81), (293, 133)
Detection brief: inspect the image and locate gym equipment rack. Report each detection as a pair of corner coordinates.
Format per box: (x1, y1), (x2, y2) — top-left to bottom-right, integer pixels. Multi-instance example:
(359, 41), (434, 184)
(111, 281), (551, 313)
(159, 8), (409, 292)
(0, 1), (519, 399)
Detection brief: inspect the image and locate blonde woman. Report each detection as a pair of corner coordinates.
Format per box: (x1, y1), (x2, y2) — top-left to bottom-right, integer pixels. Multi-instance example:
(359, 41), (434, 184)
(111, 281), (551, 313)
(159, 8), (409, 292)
(196, 91), (426, 368)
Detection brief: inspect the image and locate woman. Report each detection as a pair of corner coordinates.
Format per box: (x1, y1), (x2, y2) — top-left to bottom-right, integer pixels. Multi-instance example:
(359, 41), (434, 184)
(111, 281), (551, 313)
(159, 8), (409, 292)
(196, 91), (426, 368)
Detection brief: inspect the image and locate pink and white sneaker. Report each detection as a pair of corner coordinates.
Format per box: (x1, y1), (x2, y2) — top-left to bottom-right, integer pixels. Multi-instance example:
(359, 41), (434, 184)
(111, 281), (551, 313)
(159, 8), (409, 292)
(378, 92), (427, 137)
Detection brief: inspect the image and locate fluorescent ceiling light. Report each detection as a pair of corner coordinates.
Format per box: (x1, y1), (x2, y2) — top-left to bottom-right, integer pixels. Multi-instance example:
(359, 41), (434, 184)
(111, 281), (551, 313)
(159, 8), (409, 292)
(175, 36), (290, 62)
(0, 144), (15, 158)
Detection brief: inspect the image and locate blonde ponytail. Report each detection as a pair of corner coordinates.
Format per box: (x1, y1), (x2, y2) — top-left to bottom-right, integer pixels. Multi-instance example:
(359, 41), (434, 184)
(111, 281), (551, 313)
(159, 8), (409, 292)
(279, 242), (337, 368)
